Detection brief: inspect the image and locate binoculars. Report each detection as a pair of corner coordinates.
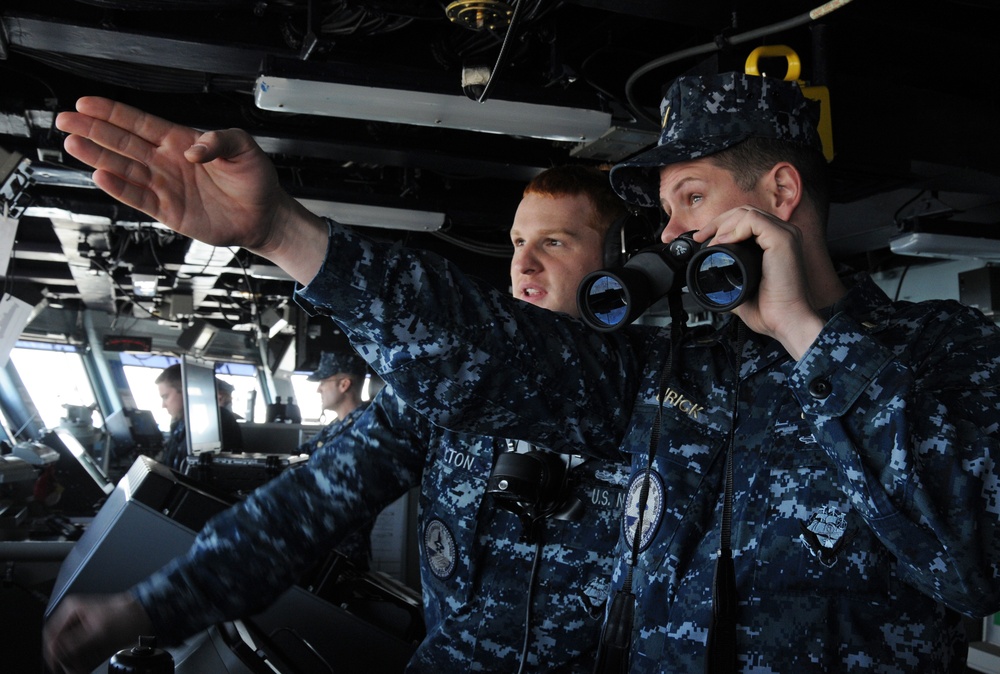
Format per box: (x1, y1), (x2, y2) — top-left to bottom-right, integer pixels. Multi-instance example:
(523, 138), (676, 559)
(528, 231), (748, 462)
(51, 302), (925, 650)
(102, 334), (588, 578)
(577, 232), (762, 331)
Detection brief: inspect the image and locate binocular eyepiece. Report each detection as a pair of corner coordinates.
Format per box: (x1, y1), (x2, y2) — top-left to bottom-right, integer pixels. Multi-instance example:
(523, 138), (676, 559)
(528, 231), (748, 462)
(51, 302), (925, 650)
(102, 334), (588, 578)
(576, 232), (762, 331)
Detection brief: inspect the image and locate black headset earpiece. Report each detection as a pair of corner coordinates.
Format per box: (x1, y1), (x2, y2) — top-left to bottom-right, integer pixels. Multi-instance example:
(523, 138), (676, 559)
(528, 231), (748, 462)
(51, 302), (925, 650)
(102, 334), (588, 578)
(602, 209), (660, 268)
(603, 214), (628, 268)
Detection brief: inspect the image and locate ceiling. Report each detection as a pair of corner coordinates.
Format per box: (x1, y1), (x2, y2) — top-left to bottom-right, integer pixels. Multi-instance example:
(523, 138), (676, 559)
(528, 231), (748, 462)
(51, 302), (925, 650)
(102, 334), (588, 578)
(1, 0), (999, 362)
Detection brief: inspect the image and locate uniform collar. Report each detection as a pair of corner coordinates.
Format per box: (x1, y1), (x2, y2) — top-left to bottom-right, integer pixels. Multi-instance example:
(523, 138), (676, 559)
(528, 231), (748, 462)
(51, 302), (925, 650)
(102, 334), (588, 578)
(827, 272), (892, 323)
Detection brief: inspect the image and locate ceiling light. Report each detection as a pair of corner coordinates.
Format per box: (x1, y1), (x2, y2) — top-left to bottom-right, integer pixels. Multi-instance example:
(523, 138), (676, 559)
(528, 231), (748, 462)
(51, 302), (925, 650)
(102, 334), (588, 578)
(296, 198), (445, 232)
(177, 319), (218, 355)
(248, 264), (293, 281)
(131, 273), (159, 298)
(260, 306), (290, 339)
(268, 318), (288, 339)
(255, 76), (611, 143)
(889, 233), (1000, 261)
(0, 147), (33, 220)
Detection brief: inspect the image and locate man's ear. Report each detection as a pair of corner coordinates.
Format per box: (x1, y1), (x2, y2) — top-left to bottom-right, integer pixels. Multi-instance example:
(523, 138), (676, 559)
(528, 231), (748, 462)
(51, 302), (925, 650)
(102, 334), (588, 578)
(763, 162), (802, 221)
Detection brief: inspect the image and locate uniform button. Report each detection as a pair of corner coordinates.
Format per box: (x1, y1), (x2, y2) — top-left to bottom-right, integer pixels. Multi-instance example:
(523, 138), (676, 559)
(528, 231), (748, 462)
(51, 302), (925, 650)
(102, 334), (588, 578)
(808, 378), (832, 399)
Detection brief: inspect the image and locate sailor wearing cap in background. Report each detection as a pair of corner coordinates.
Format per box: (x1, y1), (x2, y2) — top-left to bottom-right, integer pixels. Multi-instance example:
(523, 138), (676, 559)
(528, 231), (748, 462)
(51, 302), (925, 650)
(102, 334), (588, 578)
(298, 349), (371, 454)
(215, 377), (238, 416)
(214, 377), (243, 451)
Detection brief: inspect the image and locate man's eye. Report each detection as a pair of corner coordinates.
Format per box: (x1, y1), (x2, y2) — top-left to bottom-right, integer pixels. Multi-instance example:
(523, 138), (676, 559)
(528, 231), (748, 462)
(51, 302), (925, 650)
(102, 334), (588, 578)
(690, 194), (703, 205)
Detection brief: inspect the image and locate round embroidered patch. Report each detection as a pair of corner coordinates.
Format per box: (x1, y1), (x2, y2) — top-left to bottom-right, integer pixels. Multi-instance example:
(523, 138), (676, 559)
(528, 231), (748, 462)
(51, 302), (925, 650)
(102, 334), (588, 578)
(623, 469), (665, 553)
(424, 518), (458, 579)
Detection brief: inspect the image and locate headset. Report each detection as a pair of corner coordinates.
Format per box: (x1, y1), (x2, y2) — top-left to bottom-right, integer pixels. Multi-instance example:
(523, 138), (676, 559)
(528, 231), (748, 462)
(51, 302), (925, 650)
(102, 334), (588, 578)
(602, 208), (661, 268)
(486, 443), (586, 542)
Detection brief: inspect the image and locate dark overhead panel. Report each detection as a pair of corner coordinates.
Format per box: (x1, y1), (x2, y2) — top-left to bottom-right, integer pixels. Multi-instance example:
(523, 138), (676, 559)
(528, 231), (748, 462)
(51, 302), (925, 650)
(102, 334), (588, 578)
(0, 0), (999, 349)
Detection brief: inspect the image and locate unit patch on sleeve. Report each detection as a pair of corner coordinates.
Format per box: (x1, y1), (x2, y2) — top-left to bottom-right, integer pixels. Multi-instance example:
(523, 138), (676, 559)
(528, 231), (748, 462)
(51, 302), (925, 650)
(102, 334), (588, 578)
(424, 518), (458, 579)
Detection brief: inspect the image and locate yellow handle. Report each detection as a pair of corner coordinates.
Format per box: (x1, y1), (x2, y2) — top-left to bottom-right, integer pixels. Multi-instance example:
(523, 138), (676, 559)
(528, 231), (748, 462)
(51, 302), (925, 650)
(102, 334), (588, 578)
(745, 45), (802, 82)
(744, 45), (834, 161)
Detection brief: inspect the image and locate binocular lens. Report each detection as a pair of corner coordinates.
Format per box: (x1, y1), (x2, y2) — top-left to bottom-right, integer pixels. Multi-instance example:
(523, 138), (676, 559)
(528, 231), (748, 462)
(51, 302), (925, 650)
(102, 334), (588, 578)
(583, 275), (629, 329)
(576, 234), (761, 331)
(690, 250), (747, 310)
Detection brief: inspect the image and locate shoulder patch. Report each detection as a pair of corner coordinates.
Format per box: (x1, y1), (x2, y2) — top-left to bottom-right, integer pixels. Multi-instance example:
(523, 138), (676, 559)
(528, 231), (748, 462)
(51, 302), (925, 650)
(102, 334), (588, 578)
(423, 518), (458, 579)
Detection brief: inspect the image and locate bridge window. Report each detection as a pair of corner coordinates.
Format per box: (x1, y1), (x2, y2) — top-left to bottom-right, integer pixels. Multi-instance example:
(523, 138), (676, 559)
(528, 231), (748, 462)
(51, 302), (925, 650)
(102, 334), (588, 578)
(9, 342), (100, 431)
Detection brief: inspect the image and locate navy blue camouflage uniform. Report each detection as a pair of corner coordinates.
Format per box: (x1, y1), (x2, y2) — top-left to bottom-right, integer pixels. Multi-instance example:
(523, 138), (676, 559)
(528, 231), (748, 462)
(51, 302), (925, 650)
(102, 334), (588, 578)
(295, 404), (366, 458)
(131, 383), (627, 671)
(298, 403), (374, 569)
(159, 418), (186, 472)
(293, 216), (1000, 673)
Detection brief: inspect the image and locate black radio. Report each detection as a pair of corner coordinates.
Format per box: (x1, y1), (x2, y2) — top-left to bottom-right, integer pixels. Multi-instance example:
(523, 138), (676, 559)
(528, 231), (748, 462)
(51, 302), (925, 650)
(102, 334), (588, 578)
(486, 448), (585, 541)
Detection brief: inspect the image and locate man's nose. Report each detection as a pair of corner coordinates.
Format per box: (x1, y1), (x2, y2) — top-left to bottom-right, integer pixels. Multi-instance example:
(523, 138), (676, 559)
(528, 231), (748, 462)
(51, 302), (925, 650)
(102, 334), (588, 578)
(512, 248), (540, 274)
(660, 219), (687, 243)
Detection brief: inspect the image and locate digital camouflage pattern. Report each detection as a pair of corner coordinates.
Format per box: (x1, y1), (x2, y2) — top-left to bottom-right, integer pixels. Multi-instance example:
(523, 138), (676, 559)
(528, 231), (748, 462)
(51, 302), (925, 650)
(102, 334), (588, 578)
(295, 403), (374, 568)
(132, 383), (627, 672)
(296, 219), (1000, 673)
(159, 418), (186, 472)
(609, 73), (823, 209)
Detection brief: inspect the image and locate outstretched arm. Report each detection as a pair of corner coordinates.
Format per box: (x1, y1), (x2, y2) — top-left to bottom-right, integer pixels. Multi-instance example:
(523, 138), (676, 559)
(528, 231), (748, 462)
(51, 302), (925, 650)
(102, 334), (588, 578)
(55, 97), (328, 283)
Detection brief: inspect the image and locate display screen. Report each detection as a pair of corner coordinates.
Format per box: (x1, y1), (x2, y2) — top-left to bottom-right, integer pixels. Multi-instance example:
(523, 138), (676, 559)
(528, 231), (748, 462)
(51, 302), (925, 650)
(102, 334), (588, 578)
(182, 355), (222, 456)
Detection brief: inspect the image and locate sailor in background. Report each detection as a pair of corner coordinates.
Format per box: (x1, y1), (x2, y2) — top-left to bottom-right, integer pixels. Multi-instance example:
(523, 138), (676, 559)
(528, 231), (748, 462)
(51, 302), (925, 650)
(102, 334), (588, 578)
(296, 349), (373, 569)
(297, 350), (369, 455)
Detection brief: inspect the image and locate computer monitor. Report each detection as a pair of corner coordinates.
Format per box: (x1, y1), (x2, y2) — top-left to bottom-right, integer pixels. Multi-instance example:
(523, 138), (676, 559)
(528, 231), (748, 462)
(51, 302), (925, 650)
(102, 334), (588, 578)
(181, 355), (222, 457)
(43, 428), (114, 514)
(104, 408), (164, 452)
(129, 409), (164, 446)
(103, 408), (133, 448)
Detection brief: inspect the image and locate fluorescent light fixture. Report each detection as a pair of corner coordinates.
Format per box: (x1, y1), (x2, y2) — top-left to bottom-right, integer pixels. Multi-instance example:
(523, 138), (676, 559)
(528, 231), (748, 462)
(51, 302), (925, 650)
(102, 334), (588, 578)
(260, 306), (289, 339)
(889, 233), (1000, 261)
(248, 264), (294, 281)
(255, 75), (612, 143)
(570, 125), (661, 162)
(268, 316), (289, 339)
(296, 198), (445, 232)
(131, 273), (159, 298)
(177, 319), (218, 355)
(0, 147), (33, 220)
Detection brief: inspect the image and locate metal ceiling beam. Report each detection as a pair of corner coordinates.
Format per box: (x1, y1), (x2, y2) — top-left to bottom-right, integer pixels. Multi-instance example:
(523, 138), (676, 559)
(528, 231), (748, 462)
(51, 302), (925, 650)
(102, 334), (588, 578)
(49, 218), (116, 314)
